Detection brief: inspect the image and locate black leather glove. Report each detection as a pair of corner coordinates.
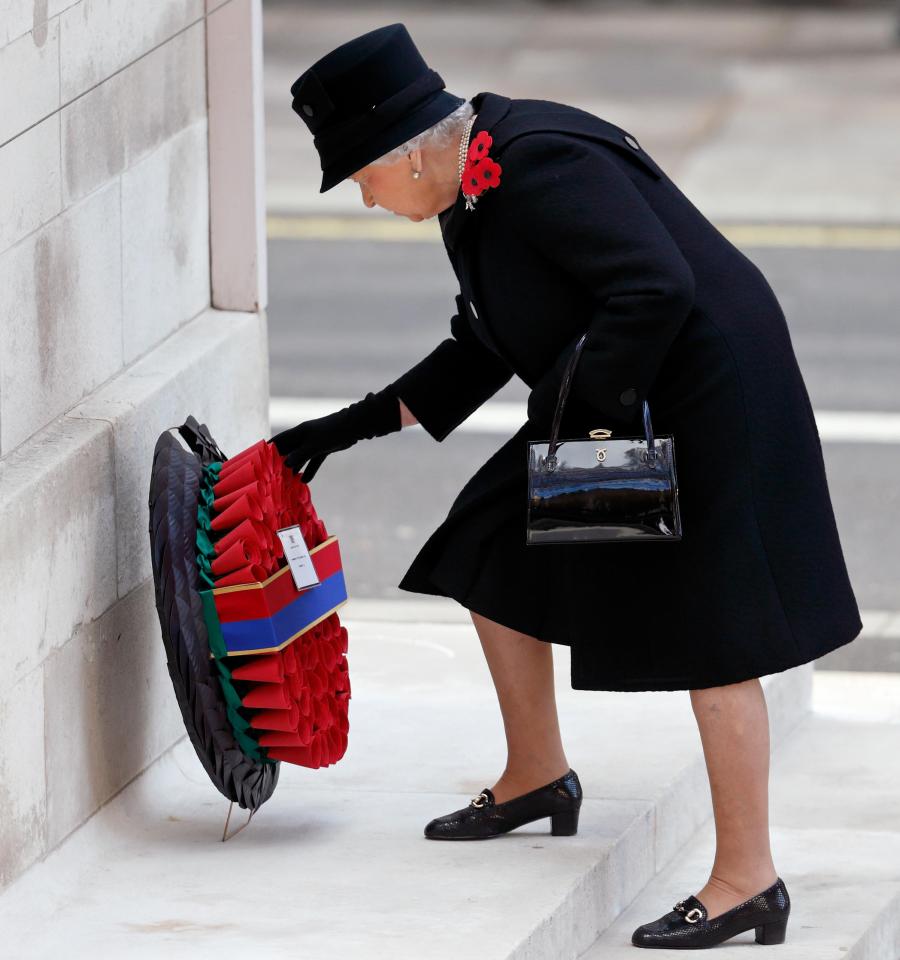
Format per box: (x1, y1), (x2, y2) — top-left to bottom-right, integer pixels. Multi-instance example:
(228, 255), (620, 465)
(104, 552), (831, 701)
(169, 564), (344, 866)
(269, 385), (402, 482)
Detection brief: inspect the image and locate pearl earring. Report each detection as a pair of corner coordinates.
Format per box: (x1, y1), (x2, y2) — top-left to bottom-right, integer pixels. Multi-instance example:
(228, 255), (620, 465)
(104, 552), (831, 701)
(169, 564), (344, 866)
(412, 170), (421, 179)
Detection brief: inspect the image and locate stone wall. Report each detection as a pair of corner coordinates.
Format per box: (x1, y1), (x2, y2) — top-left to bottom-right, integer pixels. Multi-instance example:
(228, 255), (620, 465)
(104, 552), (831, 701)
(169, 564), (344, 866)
(0, 0), (269, 889)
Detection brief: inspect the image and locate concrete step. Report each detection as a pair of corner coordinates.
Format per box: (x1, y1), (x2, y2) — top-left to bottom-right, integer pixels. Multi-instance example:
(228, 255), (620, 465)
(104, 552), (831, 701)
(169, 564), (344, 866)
(579, 670), (900, 959)
(0, 598), (813, 959)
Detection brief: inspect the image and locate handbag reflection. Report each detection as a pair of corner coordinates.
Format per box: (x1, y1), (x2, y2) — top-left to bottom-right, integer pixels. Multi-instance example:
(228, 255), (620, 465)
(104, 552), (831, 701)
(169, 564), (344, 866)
(526, 331), (682, 544)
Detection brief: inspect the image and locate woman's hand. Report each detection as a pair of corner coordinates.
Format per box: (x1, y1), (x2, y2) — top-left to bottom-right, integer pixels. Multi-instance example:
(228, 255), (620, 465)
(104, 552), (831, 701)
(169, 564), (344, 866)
(270, 387), (402, 482)
(269, 413), (357, 482)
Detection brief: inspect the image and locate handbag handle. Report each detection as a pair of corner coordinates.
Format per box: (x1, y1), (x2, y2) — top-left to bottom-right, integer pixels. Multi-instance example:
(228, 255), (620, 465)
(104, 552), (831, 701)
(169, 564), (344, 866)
(545, 331), (657, 467)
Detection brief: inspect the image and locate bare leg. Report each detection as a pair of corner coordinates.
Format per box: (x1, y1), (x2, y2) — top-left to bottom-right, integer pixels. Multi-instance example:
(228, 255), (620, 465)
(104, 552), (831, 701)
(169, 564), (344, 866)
(469, 609), (571, 803)
(689, 677), (779, 919)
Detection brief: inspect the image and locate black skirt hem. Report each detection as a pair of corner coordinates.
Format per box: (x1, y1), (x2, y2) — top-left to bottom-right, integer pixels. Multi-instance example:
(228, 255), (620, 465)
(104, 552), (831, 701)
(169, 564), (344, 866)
(398, 571), (863, 694)
(568, 617), (863, 693)
(397, 574), (568, 646)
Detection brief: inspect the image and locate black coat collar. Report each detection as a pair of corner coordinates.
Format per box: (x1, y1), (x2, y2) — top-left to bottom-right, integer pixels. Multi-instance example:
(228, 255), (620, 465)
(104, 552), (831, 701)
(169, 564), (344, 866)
(438, 91), (512, 253)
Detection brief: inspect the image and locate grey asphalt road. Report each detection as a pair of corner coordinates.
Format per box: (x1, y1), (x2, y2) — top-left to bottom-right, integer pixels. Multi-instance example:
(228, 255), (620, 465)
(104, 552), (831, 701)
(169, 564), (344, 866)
(266, 233), (900, 623)
(260, 1), (900, 675)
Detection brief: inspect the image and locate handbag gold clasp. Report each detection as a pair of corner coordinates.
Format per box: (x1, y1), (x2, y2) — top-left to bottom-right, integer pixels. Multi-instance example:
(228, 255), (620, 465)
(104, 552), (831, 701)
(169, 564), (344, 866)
(588, 427), (612, 439)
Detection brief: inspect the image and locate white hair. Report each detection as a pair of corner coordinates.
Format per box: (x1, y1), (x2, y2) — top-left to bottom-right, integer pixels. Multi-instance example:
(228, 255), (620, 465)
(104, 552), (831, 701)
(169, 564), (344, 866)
(369, 99), (474, 166)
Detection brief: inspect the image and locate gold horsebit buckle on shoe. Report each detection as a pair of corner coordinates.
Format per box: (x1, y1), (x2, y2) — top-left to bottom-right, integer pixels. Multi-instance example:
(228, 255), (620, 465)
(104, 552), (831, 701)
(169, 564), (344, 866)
(470, 791), (490, 808)
(674, 901), (703, 924)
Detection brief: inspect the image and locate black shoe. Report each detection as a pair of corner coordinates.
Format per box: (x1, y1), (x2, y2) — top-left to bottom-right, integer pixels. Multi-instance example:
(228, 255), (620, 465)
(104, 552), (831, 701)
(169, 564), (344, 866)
(631, 876), (790, 949)
(423, 768), (582, 840)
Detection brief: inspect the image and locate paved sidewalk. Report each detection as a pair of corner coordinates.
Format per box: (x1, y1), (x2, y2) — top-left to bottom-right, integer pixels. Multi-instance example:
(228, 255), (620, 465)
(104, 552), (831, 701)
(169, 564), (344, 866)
(584, 669), (900, 958)
(0, 598), (831, 959)
(265, 4), (900, 223)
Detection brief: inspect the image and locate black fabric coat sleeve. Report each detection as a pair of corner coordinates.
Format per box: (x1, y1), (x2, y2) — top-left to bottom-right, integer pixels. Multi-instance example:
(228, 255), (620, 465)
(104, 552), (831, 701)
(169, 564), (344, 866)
(386, 292), (514, 441)
(496, 133), (697, 430)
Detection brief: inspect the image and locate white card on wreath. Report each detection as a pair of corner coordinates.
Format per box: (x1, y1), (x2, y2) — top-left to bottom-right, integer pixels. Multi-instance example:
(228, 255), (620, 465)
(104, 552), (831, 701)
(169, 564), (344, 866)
(275, 525), (321, 592)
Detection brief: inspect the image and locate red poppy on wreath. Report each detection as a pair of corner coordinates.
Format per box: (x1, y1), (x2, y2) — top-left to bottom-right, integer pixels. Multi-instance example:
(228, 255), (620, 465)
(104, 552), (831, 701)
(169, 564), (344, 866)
(462, 130), (502, 211)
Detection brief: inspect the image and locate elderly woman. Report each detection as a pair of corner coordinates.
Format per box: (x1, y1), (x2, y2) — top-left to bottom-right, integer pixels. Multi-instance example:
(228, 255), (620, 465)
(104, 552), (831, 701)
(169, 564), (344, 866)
(276, 22), (862, 949)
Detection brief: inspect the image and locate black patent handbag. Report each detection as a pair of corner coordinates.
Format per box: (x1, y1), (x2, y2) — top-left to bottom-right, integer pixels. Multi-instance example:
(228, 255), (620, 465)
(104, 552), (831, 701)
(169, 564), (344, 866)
(526, 331), (682, 544)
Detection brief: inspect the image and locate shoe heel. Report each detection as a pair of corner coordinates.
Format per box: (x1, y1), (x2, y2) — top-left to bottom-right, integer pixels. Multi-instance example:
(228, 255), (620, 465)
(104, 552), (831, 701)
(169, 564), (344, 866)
(550, 806), (579, 836)
(755, 916), (788, 945)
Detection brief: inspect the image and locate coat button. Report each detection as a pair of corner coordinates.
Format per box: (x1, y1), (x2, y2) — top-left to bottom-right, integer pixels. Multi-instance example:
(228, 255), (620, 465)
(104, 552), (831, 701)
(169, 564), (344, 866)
(619, 387), (638, 405)
(469, 300), (479, 318)
(302, 103), (315, 116)
(623, 134), (640, 150)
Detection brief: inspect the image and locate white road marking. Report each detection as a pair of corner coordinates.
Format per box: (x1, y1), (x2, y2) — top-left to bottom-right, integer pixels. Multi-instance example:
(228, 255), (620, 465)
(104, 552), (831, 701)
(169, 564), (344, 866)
(269, 397), (900, 443)
(859, 609), (900, 638)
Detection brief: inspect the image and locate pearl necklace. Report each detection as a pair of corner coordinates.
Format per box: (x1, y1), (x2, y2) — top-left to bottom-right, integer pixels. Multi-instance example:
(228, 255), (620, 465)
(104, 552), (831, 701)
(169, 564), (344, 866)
(458, 114), (478, 197)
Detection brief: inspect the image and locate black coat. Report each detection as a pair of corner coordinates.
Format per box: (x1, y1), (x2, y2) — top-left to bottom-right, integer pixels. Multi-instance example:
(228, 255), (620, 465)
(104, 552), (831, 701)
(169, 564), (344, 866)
(387, 90), (862, 692)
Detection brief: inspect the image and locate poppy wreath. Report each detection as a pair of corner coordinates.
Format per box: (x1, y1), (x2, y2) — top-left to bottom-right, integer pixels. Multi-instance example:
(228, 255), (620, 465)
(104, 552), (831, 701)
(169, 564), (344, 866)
(148, 416), (351, 813)
(461, 129), (502, 209)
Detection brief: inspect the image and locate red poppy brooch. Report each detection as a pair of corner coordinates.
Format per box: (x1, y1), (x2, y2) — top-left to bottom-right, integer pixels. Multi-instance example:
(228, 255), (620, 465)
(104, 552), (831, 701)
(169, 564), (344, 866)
(462, 130), (502, 212)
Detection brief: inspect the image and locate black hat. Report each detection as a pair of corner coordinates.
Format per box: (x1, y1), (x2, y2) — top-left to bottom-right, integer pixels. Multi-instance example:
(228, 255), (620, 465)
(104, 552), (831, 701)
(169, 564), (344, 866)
(290, 23), (466, 193)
